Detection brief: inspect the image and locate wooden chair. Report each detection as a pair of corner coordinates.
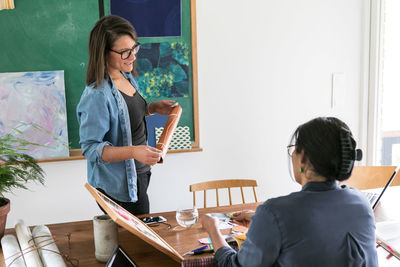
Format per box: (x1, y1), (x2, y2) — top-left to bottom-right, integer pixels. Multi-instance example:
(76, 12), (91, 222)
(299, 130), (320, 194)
(190, 179), (258, 208)
(340, 166), (400, 190)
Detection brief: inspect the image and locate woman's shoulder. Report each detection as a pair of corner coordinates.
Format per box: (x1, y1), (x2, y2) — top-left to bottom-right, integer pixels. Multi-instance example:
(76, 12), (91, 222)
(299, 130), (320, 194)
(78, 80), (114, 106)
(85, 80), (110, 92)
(258, 194), (293, 212)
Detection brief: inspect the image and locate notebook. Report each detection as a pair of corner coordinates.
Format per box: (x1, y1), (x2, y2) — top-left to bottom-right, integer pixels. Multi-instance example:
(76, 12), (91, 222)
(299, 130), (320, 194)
(362, 165), (400, 210)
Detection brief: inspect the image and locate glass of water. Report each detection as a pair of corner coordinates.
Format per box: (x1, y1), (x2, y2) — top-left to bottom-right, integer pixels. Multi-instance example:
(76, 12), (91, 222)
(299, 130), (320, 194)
(176, 206), (199, 228)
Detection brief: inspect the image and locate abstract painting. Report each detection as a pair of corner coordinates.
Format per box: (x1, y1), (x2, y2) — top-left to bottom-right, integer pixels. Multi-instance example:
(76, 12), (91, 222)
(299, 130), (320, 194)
(0, 70), (69, 159)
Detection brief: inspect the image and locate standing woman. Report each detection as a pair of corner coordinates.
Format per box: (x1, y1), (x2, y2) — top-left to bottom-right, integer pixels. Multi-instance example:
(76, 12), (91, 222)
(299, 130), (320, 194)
(77, 15), (176, 215)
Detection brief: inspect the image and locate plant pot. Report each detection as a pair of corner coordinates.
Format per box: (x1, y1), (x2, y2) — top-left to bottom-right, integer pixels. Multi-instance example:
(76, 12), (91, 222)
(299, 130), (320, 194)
(0, 198), (10, 240)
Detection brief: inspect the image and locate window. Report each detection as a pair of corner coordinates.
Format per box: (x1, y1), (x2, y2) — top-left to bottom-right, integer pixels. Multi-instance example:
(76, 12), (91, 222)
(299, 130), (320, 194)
(369, 0), (400, 166)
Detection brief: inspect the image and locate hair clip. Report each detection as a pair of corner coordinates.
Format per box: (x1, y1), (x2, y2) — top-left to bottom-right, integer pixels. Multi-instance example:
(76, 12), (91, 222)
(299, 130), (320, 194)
(354, 149), (362, 161)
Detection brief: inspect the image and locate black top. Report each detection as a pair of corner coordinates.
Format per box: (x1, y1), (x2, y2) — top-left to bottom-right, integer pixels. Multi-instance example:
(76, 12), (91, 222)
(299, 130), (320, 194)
(121, 91), (150, 174)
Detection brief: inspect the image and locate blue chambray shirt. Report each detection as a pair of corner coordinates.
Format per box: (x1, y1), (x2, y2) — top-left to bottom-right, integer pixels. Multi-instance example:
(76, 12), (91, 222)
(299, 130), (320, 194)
(76, 72), (141, 202)
(214, 182), (378, 267)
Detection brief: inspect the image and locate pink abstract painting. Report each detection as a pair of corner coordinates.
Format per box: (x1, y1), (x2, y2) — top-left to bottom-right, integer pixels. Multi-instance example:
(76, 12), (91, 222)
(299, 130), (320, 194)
(0, 70), (69, 159)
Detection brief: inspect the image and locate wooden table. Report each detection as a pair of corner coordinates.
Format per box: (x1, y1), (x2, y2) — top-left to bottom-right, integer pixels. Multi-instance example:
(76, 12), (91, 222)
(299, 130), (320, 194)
(0, 203), (258, 267)
(1, 187), (400, 267)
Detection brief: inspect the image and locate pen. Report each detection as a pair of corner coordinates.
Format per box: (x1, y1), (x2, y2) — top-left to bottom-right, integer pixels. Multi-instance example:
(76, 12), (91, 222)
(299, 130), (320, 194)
(183, 249), (214, 256)
(193, 245), (208, 252)
(182, 245), (209, 256)
(188, 249), (214, 255)
(170, 101), (178, 107)
(193, 249), (214, 255)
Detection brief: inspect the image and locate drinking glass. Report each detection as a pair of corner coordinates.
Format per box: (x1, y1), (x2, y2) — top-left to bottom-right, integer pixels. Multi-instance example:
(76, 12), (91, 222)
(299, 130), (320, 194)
(176, 206), (199, 228)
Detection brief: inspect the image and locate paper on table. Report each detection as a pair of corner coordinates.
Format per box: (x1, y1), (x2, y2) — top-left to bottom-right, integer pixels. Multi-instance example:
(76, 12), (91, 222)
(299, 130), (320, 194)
(32, 225), (66, 267)
(15, 220), (44, 267)
(1, 234), (27, 267)
(209, 213), (236, 230)
(376, 220), (400, 259)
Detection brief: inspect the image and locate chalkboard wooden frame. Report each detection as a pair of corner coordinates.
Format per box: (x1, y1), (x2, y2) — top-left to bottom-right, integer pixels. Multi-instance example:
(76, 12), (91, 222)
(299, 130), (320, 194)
(0, 0), (201, 163)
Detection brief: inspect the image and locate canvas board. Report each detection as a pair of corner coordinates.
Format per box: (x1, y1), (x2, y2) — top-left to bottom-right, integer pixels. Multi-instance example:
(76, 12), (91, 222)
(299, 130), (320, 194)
(85, 183), (183, 263)
(0, 70), (69, 159)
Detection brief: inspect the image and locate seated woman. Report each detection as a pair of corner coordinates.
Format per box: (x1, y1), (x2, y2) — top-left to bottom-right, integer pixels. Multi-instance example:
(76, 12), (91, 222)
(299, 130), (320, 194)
(201, 117), (378, 267)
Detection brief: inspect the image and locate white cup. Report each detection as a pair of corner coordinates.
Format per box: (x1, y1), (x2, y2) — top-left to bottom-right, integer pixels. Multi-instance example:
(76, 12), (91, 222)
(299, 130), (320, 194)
(93, 215), (118, 262)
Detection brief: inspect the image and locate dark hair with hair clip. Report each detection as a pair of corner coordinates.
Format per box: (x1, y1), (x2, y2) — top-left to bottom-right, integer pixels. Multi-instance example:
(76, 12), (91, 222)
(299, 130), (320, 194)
(290, 117), (362, 182)
(338, 130), (363, 180)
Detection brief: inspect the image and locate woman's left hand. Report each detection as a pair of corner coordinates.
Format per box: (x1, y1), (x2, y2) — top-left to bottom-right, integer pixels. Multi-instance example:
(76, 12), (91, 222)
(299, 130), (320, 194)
(148, 100), (178, 116)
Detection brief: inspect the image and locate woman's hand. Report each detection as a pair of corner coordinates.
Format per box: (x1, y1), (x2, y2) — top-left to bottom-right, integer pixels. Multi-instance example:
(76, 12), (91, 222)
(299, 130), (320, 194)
(201, 214), (219, 234)
(148, 100), (178, 116)
(132, 145), (162, 166)
(231, 210), (255, 227)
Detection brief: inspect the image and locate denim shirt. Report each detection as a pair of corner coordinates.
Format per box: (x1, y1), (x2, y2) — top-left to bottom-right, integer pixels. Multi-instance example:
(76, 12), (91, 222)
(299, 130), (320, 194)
(214, 182), (378, 267)
(76, 72), (142, 202)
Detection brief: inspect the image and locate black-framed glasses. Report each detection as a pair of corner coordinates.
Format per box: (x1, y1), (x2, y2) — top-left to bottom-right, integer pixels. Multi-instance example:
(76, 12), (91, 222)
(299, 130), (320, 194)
(287, 144), (296, 157)
(110, 43), (141, 60)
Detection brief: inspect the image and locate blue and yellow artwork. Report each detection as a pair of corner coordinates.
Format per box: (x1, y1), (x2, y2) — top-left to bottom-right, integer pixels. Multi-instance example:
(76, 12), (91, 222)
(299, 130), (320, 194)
(137, 41), (190, 99)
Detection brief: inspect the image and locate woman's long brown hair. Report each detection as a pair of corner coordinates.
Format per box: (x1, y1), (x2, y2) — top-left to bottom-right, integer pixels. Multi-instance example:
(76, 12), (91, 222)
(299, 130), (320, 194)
(86, 15), (138, 87)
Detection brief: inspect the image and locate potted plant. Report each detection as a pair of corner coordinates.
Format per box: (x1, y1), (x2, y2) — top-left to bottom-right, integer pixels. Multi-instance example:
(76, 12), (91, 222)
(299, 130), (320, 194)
(0, 132), (45, 239)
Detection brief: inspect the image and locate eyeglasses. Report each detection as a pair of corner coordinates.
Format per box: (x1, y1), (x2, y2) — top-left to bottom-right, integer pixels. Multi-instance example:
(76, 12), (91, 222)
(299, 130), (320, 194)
(287, 144), (296, 157)
(110, 43), (141, 60)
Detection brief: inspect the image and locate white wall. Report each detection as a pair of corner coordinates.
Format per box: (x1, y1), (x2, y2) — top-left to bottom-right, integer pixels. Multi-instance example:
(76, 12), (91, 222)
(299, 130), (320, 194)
(4, 0), (366, 228)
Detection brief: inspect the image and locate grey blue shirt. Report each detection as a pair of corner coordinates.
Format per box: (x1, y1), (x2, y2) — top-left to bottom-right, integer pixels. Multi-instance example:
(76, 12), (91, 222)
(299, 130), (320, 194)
(215, 181), (378, 267)
(76, 72), (143, 202)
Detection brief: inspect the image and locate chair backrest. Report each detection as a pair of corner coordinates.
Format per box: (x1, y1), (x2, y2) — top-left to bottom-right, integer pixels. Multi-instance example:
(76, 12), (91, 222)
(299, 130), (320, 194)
(340, 166), (400, 190)
(189, 179), (258, 208)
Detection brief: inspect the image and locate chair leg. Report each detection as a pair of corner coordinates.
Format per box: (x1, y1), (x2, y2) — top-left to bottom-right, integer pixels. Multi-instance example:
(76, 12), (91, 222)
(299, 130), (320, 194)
(240, 187), (245, 204)
(228, 188), (232, 206)
(216, 189), (219, 207)
(204, 190), (207, 208)
(253, 187), (258, 202)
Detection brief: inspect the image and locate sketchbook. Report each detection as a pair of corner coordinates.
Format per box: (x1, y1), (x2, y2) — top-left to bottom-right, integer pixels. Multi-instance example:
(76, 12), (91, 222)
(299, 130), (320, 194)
(85, 183), (184, 263)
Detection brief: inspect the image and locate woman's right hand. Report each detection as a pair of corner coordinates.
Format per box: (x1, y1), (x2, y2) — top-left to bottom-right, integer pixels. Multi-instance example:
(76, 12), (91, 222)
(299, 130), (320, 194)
(232, 210), (255, 227)
(132, 145), (162, 166)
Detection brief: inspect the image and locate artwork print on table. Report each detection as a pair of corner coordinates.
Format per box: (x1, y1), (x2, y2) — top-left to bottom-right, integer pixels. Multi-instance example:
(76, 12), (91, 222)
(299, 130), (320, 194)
(0, 71), (69, 159)
(137, 41), (190, 100)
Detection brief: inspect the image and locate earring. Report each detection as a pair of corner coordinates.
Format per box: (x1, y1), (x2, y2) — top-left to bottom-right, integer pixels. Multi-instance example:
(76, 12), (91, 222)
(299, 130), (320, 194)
(300, 167), (304, 173)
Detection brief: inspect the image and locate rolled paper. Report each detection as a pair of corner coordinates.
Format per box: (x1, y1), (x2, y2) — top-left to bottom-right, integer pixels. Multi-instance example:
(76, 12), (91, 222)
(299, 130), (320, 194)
(15, 220), (44, 267)
(31, 225), (66, 267)
(156, 105), (182, 163)
(1, 234), (27, 267)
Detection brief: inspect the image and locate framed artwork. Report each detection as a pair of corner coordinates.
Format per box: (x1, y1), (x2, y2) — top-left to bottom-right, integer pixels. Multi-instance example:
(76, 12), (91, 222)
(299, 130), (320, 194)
(110, 0), (200, 153)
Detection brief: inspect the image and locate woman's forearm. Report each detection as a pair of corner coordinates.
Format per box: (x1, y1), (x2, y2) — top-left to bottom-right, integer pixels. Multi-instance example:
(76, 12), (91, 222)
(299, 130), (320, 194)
(101, 145), (134, 162)
(208, 227), (230, 252)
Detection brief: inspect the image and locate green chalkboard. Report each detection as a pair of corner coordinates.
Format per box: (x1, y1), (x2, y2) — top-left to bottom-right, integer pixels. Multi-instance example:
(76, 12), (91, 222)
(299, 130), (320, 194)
(0, 0), (99, 149)
(0, 0), (200, 155)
